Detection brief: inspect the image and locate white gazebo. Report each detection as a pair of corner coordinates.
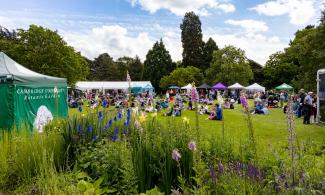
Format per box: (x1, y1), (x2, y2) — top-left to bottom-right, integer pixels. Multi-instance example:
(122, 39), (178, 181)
(181, 83), (192, 90)
(245, 83), (265, 92)
(228, 83), (245, 89)
(181, 83), (192, 94)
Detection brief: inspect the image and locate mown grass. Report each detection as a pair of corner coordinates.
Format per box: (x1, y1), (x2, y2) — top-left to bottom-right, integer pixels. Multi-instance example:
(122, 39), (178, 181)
(69, 101), (325, 155)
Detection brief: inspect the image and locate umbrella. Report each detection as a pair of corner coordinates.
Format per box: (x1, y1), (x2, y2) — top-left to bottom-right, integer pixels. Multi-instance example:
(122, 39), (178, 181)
(211, 83), (227, 90)
(169, 86), (180, 89)
(228, 83), (244, 89)
(275, 83), (293, 90)
(197, 83), (211, 89)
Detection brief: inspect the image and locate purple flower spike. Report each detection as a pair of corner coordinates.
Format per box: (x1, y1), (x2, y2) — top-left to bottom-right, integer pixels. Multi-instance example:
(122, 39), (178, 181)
(86, 125), (92, 134)
(191, 86), (199, 102)
(209, 165), (217, 184)
(108, 119), (112, 127)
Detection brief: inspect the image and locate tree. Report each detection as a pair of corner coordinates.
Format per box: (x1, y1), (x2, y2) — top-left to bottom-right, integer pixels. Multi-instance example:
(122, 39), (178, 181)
(248, 59), (264, 84)
(5, 25), (88, 85)
(90, 53), (119, 81)
(205, 46), (253, 86)
(202, 37), (218, 71)
(180, 12), (204, 69)
(128, 56), (144, 81)
(160, 66), (204, 89)
(262, 52), (298, 89)
(143, 40), (173, 90)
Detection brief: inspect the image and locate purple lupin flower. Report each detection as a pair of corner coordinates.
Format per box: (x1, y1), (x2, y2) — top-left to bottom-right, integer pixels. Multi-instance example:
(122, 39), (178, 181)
(114, 128), (119, 134)
(127, 108), (131, 118)
(218, 161), (224, 175)
(188, 140), (197, 151)
(209, 165), (217, 184)
(118, 112), (123, 119)
(78, 106), (82, 112)
(247, 163), (259, 180)
(114, 116), (117, 122)
(172, 149), (181, 161)
(98, 111), (103, 121)
(235, 161), (243, 177)
(93, 135), (97, 142)
(86, 125), (92, 134)
(108, 119), (112, 127)
(112, 134), (117, 142)
(191, 85), (199, 102)
(103, 125), (108, 131)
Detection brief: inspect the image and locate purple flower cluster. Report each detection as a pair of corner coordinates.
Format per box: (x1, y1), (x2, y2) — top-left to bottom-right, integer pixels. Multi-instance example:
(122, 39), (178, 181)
(188, 140), (197, 151)
(172, 149), (181, 161)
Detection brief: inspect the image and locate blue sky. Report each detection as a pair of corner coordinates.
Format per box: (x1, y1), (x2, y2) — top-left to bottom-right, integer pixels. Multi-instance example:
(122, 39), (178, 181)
(0, 0), (324, 65)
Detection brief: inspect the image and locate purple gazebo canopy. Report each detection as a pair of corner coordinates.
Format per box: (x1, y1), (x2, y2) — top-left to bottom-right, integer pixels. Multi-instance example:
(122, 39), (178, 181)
(211, 82), (227, 90)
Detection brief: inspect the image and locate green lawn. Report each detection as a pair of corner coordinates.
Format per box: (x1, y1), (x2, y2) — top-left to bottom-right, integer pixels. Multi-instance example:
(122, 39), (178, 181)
(69, 102), (324, 155)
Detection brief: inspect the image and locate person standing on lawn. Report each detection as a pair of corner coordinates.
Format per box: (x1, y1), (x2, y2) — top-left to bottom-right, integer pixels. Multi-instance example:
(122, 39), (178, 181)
(298, 89), (306, 118)
(303, 92), (313, 124)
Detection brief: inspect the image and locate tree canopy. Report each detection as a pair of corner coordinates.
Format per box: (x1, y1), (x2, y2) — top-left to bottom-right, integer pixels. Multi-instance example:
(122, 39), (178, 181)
(180, 12), (205, 69)
(0, 25), (88, 85)
(143, 40), (174, 91)
(206, 46), (253, 86)
(159, 66), (204, 89)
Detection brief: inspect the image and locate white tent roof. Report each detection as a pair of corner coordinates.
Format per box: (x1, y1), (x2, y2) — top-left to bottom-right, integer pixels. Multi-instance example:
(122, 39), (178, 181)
(75, 81), (152, 90)
(181, 83), (192, 90)
(228, 83), (244, 89)
(245, 83), (265, 92)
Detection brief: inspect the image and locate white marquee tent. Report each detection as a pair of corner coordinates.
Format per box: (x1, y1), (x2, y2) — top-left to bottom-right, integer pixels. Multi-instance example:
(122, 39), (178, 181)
(245, 83), (265, 92)
(228, 83), (245, 89)
(181, 83), (192, 90)
(75, 81), (152, 91)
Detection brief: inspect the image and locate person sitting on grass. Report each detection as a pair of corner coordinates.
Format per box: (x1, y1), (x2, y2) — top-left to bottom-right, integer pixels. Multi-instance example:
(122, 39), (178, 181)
(145, 103), (155, 112)
(199, 104), (209, 115)
(223, 99), (231, 109)
(207, 105), (216, 120)
(216, 103), (223, 120)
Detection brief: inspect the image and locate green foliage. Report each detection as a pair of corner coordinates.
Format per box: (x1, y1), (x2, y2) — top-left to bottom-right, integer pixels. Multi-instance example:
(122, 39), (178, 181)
(77, 141), (138, 194)
(206, 45), (253, 85)
(180, 11), (205, 69)
(89, 53), (120, 81)
(117, 55), (144, 80)
(0, 128), (66, 191)
(2, 25), (89, 85)
(159, 66), (204, 89)
(143, 40), (174, 90)
(202, 37), (219, 71)
(265, 16), (325, 90)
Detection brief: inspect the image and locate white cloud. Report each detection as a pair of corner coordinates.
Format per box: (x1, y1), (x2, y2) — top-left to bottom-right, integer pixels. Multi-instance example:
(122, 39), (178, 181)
(205, 30), (288, 65)
(62, 25), (182, 62)
(225, 19), (269, 33)
(250, 0), (318, 26)
(62, 25), (153, 60)
(130, 0), (235, 16)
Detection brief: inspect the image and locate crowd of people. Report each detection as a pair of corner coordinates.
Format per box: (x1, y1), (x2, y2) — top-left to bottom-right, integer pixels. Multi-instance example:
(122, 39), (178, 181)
(68, 87), (317, 125)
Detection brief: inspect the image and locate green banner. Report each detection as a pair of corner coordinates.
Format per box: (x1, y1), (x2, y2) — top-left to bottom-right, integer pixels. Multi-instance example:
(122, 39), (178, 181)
(14, 85), (68, 129)
(0, 84), (14, 129)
